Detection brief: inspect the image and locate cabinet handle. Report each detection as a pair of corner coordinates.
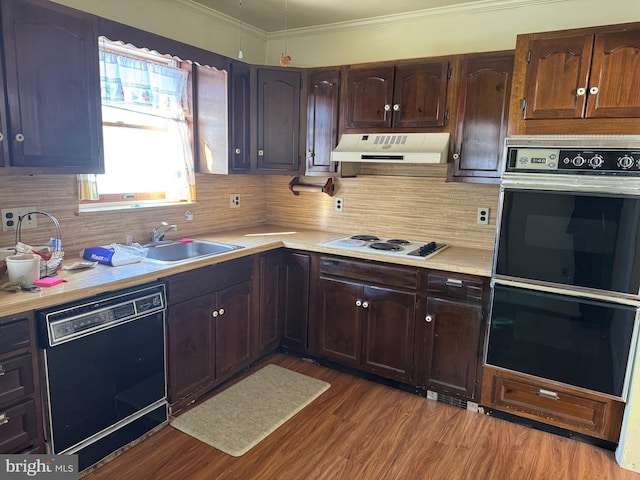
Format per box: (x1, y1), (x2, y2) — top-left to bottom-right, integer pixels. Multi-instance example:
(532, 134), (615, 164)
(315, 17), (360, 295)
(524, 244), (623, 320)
(537, 388), (559, 400)
(576, 87), (586, 96)
(235, 148), (241, 155)
(384, 104), (391, 111)
(0, 412), (8, 426)
(362, 301), (369, 309)
(452, 153), (460, 160)
(15, 133), (25, 142)
(393, 104), (400, 112)
(0, 132), (4, 142)
(258, 149), (264, 156)
(219, 308), (225, 316)
(0, 364), (4, 376)
(307, 150), (314, 158)
(425, 314), (434, 323)
(445, 278), (463, 287)
(589, 86), (599, 95)
(212, 310), (219, 318)
(355, 299), (362, 307)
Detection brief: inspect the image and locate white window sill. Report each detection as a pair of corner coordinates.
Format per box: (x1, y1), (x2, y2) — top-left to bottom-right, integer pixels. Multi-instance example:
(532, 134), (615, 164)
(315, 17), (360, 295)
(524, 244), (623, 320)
(77, 200), (194, 214)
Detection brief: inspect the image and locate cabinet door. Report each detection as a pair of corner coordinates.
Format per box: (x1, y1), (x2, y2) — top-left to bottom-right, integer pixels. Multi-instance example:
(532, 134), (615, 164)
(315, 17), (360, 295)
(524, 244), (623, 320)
(315, 277), (362, 368)
(258, 251), (282, 356)
(586, 30), (640, 118)
(229, 61), (251, 172)
(167, 295), (215, 404)
(214, 280), (252, 381)
(195, 64), (230, 174)
(523, 35), (593, 119)
(362, 286), (415, 383)
(306, 69), (340, 175)
(1, 0), (103, 172)
(423, 297), (482, 399)
(451, 53), (513, 180)
(256, 68), (301, 173)
(393, 62), (449, 128)
(345, 66), (394, 129)
(281, 251), (310, 352)
(0, 52), (7, 167)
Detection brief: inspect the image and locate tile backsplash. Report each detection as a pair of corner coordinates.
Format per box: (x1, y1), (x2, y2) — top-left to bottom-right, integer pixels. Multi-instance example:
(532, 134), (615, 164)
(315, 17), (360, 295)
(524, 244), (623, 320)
(0, 171), (499, 257)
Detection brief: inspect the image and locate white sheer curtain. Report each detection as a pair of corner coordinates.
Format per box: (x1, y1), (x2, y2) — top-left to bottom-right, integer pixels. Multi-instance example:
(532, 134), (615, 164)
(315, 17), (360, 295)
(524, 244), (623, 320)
(78, 48), (195, 202)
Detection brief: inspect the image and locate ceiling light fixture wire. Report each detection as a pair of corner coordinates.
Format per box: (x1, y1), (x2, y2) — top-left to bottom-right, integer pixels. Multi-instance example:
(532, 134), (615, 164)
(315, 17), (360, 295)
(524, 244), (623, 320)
(280, 0), (291, 66)
(237, 0), (243, 59)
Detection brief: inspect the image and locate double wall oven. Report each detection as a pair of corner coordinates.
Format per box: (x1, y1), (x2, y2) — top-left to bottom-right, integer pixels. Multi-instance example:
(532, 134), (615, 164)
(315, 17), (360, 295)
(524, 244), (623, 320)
(486, 136), (640, 405)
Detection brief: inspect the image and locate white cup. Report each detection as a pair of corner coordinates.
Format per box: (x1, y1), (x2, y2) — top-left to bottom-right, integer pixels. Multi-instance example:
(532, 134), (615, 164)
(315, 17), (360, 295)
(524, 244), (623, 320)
(0, 247), (15, 262)
(6, 254), (40, 285)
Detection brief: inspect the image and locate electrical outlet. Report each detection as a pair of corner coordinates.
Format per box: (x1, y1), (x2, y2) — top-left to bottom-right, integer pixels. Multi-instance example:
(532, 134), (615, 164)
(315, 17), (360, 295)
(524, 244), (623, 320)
(2, 207), (37, 232)
(334, 197), (344, 212)
(230, 194), (240, 208)
(477, 207), (489, 225)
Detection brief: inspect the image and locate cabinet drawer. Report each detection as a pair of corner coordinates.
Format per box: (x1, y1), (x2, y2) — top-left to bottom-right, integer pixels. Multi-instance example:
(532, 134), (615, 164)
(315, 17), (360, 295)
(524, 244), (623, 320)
(0, 354), (34, 407)
(319, 256), (417, 290)
(0, 319), (31, 355)
(0, 399), (38, 454)
(490, 375), (608, 435)
(427, 273), (484, 301)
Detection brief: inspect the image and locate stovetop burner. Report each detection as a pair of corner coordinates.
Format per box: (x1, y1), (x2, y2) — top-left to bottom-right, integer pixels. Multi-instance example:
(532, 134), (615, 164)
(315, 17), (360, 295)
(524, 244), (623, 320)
(386, 239), (411, 245)
(369, 242), (403, 251)
(350, 235), (380, 242)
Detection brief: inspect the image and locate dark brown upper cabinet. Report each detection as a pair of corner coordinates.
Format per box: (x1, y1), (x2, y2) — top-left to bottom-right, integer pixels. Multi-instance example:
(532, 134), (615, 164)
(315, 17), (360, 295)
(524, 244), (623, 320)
(1, 0), (104, 173)
(344, 60), (450, 131)
(228, 61), (251, 174)
(509, 22), (640, 135)
(449, 52), (513, 183)
(254, 67), (302, 174)
(305, 68), (341, 175)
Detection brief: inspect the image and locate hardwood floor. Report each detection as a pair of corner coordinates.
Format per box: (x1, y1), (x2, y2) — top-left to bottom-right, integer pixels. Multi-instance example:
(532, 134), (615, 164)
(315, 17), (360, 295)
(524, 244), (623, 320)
(83, 354), (640, 480)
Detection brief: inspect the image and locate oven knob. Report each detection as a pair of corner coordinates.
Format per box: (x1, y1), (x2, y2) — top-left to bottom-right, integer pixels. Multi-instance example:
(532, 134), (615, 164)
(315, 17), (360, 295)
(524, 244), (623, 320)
(588, 154), (604, 168)
(618, 155), (635, 169)
(571, 155), (585, 167)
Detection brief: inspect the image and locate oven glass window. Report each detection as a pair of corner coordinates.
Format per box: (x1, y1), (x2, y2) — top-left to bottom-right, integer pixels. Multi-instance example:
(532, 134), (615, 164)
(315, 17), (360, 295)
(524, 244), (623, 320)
(487, 285), (637, 398)
(496, 189), (640, 295)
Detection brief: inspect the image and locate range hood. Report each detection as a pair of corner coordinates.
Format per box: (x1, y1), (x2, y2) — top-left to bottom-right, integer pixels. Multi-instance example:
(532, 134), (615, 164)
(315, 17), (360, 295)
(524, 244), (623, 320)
(331, 132), (450, 164)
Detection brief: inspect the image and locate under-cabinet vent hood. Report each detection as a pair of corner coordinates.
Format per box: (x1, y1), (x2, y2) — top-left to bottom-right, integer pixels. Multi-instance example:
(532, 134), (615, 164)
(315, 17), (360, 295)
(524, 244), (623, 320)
(331, 133), (450, 164)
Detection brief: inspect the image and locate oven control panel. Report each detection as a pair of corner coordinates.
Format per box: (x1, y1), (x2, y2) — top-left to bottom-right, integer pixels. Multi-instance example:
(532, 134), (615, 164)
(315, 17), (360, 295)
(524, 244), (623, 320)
(507, 147), (640, 174)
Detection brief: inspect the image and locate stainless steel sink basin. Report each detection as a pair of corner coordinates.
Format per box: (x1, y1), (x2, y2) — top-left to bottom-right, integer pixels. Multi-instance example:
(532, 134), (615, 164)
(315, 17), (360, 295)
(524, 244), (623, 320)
(144, 240), (243, 263)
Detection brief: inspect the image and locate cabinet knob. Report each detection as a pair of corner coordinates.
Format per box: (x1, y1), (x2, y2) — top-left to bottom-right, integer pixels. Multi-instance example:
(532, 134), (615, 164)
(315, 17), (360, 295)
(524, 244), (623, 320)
(589, 86), (599, 95)
(355, 299), (362, 307)
(425, 314), (434, 323)
(258, 149), (264, 156)
(235, 148), (241, 155)
(0, 364), (4, 376)
(576, 87), (586, 96)
(0, 412), (8, 426)
(0, 132), (4, 142)
(212, 310), (219, 318)
(393, 104), (400, 111)
(384, 104), (391, 111)
(15, 133), (24, 142)
(362, 301), (369, 309)
(452, 153), (460, 160)
(307, 150), (314, 158)
(219, 308), (225, 316)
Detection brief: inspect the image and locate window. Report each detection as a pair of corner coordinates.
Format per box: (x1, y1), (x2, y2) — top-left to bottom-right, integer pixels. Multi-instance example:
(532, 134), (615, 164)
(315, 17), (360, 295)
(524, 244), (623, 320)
(79, 38), (196, 208)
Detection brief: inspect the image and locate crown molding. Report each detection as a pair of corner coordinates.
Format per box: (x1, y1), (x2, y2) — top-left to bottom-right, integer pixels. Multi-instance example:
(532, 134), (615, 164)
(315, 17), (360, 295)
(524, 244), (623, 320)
(268, 0), (572, 39)
(166, 0), (268, 40)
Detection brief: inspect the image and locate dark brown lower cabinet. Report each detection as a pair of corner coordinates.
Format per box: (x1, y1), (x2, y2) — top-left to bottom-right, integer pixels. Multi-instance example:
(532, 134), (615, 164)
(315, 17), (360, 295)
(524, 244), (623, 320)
(416, 272), (487, 401)
(165, 257), (254, 411)
(312, 256), (417, 384)
(0, 312), (44, 454)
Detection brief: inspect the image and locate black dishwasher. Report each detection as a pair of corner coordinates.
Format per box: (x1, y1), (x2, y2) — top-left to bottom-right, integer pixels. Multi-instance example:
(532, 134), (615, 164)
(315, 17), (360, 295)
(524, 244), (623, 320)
(36, 282), (167, 471)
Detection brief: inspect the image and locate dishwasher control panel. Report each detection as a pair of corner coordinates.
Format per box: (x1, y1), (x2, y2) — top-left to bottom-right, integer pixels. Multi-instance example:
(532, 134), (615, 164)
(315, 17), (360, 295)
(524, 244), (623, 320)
(36, 282), (166, 347)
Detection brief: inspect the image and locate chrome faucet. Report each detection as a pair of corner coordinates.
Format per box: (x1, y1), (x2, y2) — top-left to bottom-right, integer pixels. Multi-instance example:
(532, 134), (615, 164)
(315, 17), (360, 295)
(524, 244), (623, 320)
(152, 222), (177, 243)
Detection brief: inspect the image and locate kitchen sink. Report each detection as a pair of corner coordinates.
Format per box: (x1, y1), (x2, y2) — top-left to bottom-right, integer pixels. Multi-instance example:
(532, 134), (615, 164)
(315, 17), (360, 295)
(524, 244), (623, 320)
(144, 240), (243, 264)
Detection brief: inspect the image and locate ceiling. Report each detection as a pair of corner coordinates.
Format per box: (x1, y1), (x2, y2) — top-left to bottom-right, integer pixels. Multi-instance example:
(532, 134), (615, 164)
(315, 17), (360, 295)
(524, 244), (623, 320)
(190, 0), (483, 32)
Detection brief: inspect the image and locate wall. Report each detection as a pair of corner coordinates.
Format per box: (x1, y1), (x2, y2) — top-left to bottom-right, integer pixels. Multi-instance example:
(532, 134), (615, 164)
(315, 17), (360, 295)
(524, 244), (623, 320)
(266, 0), (640, 67)
(0, 174), (267, 256)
